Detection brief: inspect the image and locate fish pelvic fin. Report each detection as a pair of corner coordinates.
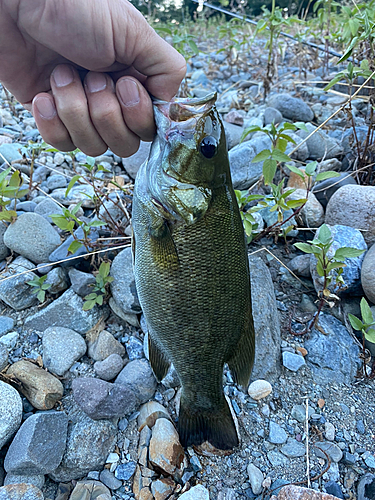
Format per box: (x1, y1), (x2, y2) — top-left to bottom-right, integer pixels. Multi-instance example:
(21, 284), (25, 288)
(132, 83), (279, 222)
(148, 334), (171, 382)
(226, 310), (255, 388)
(178, 396), (239, 450)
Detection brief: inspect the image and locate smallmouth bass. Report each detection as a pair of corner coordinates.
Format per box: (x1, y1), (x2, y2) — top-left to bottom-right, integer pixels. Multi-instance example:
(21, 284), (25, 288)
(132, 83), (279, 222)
(132, 92), (255, 450)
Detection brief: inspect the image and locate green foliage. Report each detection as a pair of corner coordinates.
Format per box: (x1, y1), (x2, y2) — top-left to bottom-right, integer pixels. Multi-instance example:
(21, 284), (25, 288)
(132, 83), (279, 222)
(287, 161), (341, 187)
(0, 166), (28, 222)
(235, 190), (264, 243)
(155, 26), (199, 60)
(294, 224), (365, 297)
(348, 298), (375, 345)
(26, 275), (51, 303)
(324, 60), (375, 92)
(83, 261), (114, 311)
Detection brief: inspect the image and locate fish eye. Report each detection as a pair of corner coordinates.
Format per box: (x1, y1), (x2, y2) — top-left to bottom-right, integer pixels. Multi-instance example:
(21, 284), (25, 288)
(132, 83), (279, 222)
(200, 136), (217, 159)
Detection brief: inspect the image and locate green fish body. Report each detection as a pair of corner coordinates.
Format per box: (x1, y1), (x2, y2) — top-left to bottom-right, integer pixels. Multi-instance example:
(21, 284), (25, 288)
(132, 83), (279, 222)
(132, 93), (255, 450)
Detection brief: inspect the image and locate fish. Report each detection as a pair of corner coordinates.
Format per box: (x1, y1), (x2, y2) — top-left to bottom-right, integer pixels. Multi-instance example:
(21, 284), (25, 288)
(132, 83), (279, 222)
(132, 92), (255, 450)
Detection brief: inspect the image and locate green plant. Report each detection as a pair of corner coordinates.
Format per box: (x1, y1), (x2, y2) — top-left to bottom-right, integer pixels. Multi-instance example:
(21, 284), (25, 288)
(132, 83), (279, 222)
(235, 190), (264, 243)
(155, 25), (199, 61)
(83, 261), (114, 310)
(26, 275), (52, 303)
(348, 297), (375, 377)
(293, 224), (365, 333)
(0, 166), (28, 222)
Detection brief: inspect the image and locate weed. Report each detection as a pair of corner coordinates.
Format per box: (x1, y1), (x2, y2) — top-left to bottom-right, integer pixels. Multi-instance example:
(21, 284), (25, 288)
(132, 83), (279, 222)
(26, 275), (52, 303)
(0, 166), (28, 222)
(83, 261), (114, 311)
(348, 297), (375, 377)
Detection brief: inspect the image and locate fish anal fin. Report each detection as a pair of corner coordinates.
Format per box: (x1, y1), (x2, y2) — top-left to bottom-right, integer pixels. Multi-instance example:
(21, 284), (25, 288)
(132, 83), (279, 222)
(226, 312), (255, 389)
(178, 395), (239, 450)
(148, 334), (170, 382)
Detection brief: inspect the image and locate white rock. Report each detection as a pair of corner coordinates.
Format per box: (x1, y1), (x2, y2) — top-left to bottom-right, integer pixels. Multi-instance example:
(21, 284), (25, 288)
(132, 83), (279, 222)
(248, 380), (272, 400)
(247, 463), (264, 495)
(0, 381), (23, 449)
(325, 422), (335, 441)
(287, 189), (324, 228)
(179, 484), (209, 500)
(0, 332), (19, 350)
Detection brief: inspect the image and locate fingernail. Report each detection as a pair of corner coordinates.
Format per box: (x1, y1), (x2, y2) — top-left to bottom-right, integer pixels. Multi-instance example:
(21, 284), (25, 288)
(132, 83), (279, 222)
(117, 78), (140, 107)
(53, 65), (74, 87)
(34, 96), (56, 119)
(86, 72), (107, 93)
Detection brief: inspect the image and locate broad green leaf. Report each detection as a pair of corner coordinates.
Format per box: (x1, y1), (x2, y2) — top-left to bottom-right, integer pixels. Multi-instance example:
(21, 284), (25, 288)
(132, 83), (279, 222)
(287, 164), (306, 179)
(0, 166), (12, 185)
(26, 278), (41, 287)
(294, 122), (308, 131)
(68, 239), (83, 255)
(188, 40), (199, 55)
(286, 198), (306, 209)
(71, 201), (83, 216)
(348, 313), (364, 331)
(96, 294), (104, 306)
(243, 218), (253, 235)
(305, 162), (318, 176)
(241, 126), (262, 143)
(82, 299), (96, 311)
(41, 283), (52, 290)
(281, 122), (296, 131)
(318, 224), (332, 245)
(276, 137), (288, 153)
(365, 328), (375, 343)
(252, 149), (272, 163)
(84, 292), (97, 301)
(315, 171), (341, 182)
(326, 262), (346, 272)
(324, 74), (345, 91)
(271, 149), (291, 163)
(14, 189), (29, 199)
(263, 158), (277, 185)
(360, 297), (374, 326)
(37, 290), (46, 302)
(65, 175), (82, 197)
(50, 215), (73, 232)
(334, 247), (365, 260)
(99, 261), (110, 277)
(294, 242), (316, 254)
(0, 210), (17, 221)
(88, 220), (106, 228)
(8, 171), (21, 189)
(316, 259), (324, 277)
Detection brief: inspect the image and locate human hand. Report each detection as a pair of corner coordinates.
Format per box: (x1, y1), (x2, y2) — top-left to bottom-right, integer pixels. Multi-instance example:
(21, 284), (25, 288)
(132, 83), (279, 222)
(0, 0), (186, 156)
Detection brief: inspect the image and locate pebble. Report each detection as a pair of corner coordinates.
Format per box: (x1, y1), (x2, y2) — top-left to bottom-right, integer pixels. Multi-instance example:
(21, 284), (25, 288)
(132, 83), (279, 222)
(45, 267), (69, 294)
(324, 422), (335, 441)
(72, 378), (137, 420)
(291, 404), (314, 423)
(364, 454), (375, 469)
(280, 438), (306, 458)
(51, 184), (96, 207)
(46, 173), (67, 191)
(277, 484), (341, 499)
(248, 380), (272, 400)
(268, 93), (314, 122)
(0, 317), (14, 336)
(313, 172), (357, 208)
(247, 463), (263, 495)
(298, 122), (343, 160)
(4, 474), (45, 490)
(282, 351), (306, 372)
(115, 359), (157, 404)
(324, 480), (344, 499)
(0, 331), (18, 349)
(6, 359), (64, 410)
(0, 344), (8, 371)
(361, 242), (375, 304)
(178, 484), (209, 500)
(0, 223), (10, 260)
(137, 401), (171, 430)
(0, 381), (23, 449)
(68, 268), (96, 297)
(126, 336), (144, 360)
(94, 354), (125, 381)
(0, 484), (43, 500)
(4, 212), (61, 264)
(287, 189), (325, 228)
(314, 441), (343, 463)
(42, 326), (87, 376)
(356, 419), (366, 435)
(4, 411), (68, 474)
(268, 421), (288, 444)
(0, 256), (39, 310)
(87, 329), (125, 361)
(99, 469), (122, 490)
(69, 480), (111, 500)
(115, 461), (137, 481)
(149, 418), (184, 475)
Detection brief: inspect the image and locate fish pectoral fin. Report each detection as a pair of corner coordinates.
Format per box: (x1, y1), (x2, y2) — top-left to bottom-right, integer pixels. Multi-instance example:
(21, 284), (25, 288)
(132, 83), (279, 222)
(226, 311), (255, 389)
(148, 334), (171, 382)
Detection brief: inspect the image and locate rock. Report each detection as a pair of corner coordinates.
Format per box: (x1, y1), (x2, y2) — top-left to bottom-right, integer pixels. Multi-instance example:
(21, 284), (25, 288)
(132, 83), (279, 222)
(110, 247), (142, 318)
(223, 122), (246, 150)
(310, 225), (367, 295)
(298, 123), (343, 160)
(87, 329), (125, 361)
(225, 110), (245, 126)
(178, 485), (209, 500)
(138, 401), (171, 430)
(268, 421), (288, 444)
(0, 223), (10, 260)
(291, 404), (314, 423)
(68, 268), (96, 297)
(318, 158), (342, 173)
(6, 359), (64, 410)
(0, 143), (22, 163)
(150, 477), (175, 500)
(248, 380), (272, 400)
(109, 298), (139, 327)
(325, 422), (335, 441)
(93, 354), (125, 381)
(267, 93), (314, 122)
(51, 184), (96, 207)
(114, 461), (137, 480)
(282, 352), (306, 372)
(305, 314), (361, 384)
(0, 344), (8, 371)
(280, 438), (306, 458)
(258, 200), (298, 237)
(99, 469), (122, 490)
(263, 106), (284, 125)
(277, 484), (343, 499)
(122, 141), (151, 179)
(0, 331), (18, 349)
(4, 411), (68, 474)
(47, 174), (67, 191)
(357, 473), (375, 500)
(4, 212), (61, 264)
(49, 226), (99, 265)
(72, 378), (137, 420)
(0, 484), (43, 500)
(0, 381), (22, 450)
(314, 442), (343, 463)
(49, 415), (117, 482)
(289, 254), (311, 278)
(287, 189), (324, 228)
(286, 133), (310, 162)
(0, 256), (39, 310)
(69, 480), (111, 500)
(42, 326), (87, 376)
(126, 336), (144, 360)
(325, 185), (375, 245)
(248, 255), (281, 382)
(313, 172), (357, 208)
(267, 450), (289, 467)
(4, 474), (45, 490)
(24, 288), (108, 334)
(45, 267), (69, 294)
(247, 463), (263, 495)
(362, 244), (375, 304)
(115, 359), (157, 404)
(229, 135), (271, 190)
(325, 481), (344, 499)
(149, 418), (184, 475)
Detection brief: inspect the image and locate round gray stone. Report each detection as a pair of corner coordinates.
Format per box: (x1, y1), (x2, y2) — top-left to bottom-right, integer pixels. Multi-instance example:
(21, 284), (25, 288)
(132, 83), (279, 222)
(0, 256), (39, 310)
(115, 358), (157, 404)
(0, 381), (23, 449)
(0, 484), (43, 500)
(94, 354), (124, 381)
(282, 351), (306, 372)
(0, 223), (10, 260)
(34, 197), (64, 222)
(42, 326), (87, 376)
(4, 212), (61, 264)
(4, 474), (45, 490)
(110, 247), (142, 316)
(267, 93), (314, 122)
(268, 421), (288, 444)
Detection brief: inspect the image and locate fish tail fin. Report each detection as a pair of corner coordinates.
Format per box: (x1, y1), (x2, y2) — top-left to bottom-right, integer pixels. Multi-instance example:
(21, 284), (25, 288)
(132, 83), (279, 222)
(148, 333), (170, 382)
(178, 396), (239, 450)
(227, 311), (255, 388)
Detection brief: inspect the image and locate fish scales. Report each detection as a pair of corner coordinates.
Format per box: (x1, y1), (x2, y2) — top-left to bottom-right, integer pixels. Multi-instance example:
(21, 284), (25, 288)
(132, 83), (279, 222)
(132, 93), (255, 450)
